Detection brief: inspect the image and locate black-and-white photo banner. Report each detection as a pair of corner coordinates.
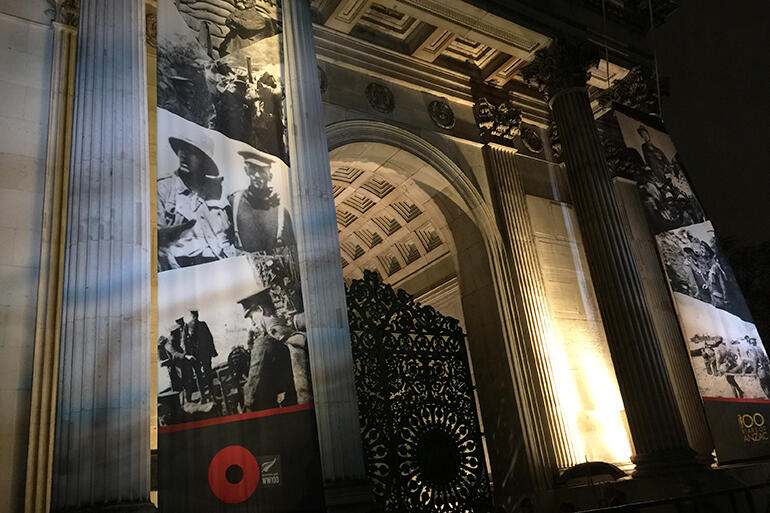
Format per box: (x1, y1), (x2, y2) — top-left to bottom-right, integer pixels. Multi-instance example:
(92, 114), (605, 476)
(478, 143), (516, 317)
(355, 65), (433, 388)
(615, 107), (770, 463)
(155, 0), (324, 510)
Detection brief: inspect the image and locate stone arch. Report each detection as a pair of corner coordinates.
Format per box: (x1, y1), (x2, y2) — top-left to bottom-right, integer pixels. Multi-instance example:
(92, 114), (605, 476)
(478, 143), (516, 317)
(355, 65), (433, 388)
(326, 120), (554, 506)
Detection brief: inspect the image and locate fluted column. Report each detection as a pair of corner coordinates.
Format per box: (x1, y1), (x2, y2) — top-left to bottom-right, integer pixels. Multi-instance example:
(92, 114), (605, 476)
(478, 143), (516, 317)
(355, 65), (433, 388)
(25, 11), (78, 513)
(521, 40), (700, 476)
(483, 144), (582, 473)
(282, 0), (369, 503)
(612, 178), (714, 463)
(51, 1), (153, 511)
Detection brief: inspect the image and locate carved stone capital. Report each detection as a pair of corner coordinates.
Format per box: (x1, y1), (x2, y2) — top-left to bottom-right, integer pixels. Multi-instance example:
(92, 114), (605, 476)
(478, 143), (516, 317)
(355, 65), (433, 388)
(597, 65), (661, 115)
(50, 0), (80, 28)
(474, 97), (521, 142)
(520, 38), (601, 99)
(146, 9), (157, 49)
(548, 120), (561, 161)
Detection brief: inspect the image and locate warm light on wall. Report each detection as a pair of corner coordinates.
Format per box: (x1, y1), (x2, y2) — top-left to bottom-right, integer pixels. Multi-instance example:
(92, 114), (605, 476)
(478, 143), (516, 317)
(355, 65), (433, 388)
(532, 197), (634, 466)
(579, 352), (633, 463)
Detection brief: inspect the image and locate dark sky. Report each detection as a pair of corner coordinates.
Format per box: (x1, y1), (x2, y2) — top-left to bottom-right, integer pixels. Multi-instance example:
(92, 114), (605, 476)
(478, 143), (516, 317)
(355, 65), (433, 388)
(655, 0), (770, 247)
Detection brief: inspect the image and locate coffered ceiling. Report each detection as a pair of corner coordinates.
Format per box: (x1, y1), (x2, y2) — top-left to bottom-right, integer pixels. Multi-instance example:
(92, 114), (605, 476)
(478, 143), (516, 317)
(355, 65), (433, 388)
(312, 0), (551, 88)
(330, 142), (454, 285)
(312, 0), (628, 95)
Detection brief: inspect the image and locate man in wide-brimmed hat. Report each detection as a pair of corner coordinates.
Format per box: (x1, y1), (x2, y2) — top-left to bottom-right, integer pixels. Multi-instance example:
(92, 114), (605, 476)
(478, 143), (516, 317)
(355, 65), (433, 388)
(157, 131), (236, 270)
(228, 150), (295, 253)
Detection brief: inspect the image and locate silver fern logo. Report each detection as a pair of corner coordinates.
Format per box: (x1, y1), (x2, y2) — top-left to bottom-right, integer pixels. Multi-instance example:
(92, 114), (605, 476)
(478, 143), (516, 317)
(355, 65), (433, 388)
(258, 455), (281, 487)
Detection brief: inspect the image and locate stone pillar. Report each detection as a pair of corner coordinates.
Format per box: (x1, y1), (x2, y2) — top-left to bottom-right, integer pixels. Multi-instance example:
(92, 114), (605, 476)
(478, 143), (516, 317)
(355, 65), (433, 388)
(51, 1), (154, 511)
(281, 0), (370, 508)
(611, 177), (714, 463)
(483, 143), (582, 473)
(25, 7), (79, 513)
(521, 40), (700, 476)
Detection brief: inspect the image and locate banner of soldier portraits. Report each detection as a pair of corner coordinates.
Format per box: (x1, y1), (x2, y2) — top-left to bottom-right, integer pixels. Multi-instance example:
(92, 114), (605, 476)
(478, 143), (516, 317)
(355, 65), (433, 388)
(614, 107), (770, 462)
(155, 0), (324, 510)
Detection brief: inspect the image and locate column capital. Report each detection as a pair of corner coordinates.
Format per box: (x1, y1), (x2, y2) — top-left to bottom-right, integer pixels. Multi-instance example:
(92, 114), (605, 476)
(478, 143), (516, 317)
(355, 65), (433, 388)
(597, 65), (663, 116)
(145, 9), (157, 49)
(50, 0), (80, 28)
(520, 38), (601, 100)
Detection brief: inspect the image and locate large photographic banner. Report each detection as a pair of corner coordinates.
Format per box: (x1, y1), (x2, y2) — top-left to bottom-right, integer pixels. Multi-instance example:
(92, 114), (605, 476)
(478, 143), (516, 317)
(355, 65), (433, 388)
(155, 1), (324, 510)
(615, 107), (770, 462)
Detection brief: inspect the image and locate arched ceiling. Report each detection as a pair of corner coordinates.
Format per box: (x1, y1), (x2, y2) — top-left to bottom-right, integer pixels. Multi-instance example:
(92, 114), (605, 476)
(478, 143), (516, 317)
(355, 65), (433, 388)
(330, 142), (456, 285)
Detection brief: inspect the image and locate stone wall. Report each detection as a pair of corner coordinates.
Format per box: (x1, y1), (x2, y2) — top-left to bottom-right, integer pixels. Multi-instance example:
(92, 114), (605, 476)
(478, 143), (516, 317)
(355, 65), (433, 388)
(0, 9), (52, 513)
(526, 193), (634, 465)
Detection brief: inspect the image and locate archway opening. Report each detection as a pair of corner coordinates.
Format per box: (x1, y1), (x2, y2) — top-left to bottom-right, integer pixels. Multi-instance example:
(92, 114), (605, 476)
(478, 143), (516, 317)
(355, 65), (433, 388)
(327, 137), (530, 504)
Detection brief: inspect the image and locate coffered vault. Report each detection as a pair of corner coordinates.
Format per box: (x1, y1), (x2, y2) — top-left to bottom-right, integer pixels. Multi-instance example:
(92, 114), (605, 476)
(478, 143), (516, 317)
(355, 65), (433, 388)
(331, 142), (454, 286)
(311, 0), (626, 91)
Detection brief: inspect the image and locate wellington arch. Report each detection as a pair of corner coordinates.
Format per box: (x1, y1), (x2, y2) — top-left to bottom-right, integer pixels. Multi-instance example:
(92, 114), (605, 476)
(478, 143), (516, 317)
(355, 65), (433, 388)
(2, 1), (769, 513)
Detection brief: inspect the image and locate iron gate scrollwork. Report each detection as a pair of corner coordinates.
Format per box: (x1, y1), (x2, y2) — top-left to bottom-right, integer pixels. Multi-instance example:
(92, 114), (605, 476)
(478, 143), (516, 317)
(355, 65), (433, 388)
(346, 270), (493, 512)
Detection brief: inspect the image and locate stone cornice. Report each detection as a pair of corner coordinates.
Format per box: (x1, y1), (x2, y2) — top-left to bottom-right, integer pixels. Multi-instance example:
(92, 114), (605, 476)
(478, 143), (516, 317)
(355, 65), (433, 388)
(313, 23), (551, 124)
(314, 23), (474, 102)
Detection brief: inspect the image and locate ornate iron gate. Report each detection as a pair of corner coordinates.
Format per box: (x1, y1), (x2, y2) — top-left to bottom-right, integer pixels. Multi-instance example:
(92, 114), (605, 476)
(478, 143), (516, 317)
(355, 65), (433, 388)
(346, 270), (493, 512)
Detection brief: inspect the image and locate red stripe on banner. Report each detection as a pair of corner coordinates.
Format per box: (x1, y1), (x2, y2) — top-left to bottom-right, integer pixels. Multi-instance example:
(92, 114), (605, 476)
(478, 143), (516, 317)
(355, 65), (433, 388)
(702, 396), (770, 404)
(159, 403), (315, 434)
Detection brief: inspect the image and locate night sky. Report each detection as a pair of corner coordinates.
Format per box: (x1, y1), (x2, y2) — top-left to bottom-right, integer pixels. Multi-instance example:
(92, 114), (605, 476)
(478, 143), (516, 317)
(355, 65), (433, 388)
(656, 0), (770, 248)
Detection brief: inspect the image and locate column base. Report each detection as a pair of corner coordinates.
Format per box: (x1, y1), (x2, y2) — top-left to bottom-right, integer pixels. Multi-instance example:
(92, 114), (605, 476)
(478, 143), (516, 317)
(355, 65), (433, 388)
(324, 479), (380, 513)
(53, 501), (156, 513)
(631, 447), (708, 477)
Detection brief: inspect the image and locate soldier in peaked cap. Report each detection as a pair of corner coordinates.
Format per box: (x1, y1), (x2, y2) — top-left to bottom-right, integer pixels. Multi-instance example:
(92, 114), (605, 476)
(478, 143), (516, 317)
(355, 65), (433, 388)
(228, 150), (295, 253)
(157, 131), (237, 270)
(237, 288), (298, 411)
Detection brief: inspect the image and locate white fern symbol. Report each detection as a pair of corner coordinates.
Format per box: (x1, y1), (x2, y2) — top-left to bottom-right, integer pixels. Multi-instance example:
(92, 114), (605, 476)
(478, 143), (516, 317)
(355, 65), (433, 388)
(261, 457), (278, 474)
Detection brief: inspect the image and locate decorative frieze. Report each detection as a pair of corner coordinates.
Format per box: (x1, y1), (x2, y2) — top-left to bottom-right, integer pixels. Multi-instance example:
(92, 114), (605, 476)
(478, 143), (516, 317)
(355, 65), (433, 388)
(520, 126), (543, 153)
(474, 97), (522, 141)
(548, 120), (562, 161)
(427, 99), (455, 130)
(365, 82), (395, 114)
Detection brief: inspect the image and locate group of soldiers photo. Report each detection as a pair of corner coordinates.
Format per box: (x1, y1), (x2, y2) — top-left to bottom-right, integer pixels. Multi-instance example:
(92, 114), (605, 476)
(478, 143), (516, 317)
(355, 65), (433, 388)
(690, 333), (770, 400)
(157, 0), (285, 156)
(157, 253), (312, 426)
(657, 223), (752, 322)
(155, 0), (314, 427)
